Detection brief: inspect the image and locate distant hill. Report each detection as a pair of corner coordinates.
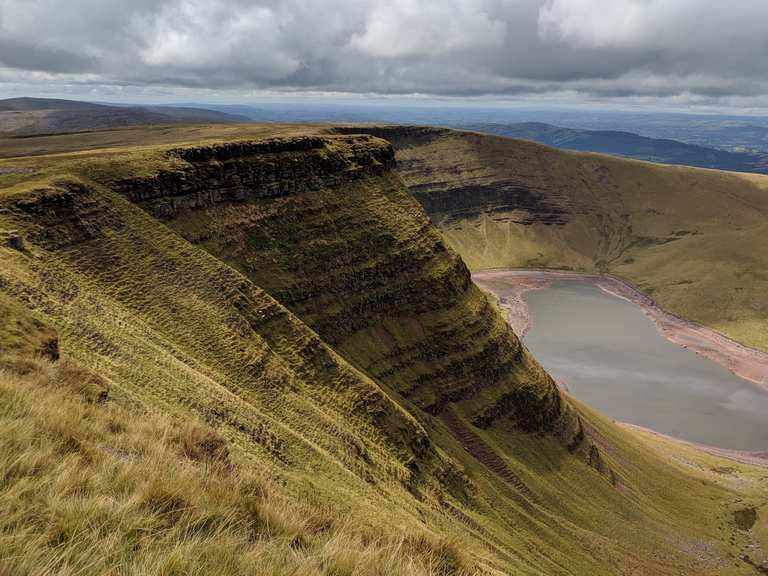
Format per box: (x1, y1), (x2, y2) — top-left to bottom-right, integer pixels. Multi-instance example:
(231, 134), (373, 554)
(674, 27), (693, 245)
(0, 97), (248, 135)
(463, 121), (768, 174)
(181, 103), (768, 173)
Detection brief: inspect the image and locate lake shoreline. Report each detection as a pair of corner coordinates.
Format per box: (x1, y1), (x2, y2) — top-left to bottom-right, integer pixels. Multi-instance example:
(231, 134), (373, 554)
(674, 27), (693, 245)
(621, 422), (768, 467)
(473, 269), (768, 393)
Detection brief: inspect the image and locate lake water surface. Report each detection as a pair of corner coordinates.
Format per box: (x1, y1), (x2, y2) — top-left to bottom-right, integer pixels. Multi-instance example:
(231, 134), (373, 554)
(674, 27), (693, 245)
(521, 282), (768, 451)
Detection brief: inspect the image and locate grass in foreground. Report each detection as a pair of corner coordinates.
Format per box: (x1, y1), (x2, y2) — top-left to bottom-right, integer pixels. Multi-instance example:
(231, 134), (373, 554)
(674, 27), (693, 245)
(0, 354), (477, 576)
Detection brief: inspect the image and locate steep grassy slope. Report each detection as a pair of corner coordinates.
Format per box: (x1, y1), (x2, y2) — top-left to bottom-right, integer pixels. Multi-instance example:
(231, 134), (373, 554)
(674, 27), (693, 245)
(0, 127), (766, 574)
(353, 127), (768, 352)
(0, 352), (478, 576)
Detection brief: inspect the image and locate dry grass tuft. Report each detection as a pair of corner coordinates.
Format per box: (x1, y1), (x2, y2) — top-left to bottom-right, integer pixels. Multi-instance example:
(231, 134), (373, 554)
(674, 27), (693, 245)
(177, 422), (231, 467)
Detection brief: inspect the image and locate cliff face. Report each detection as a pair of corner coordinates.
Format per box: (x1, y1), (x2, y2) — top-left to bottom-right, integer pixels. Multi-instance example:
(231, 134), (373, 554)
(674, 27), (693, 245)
(116, 136), (395, 220)
(114, 134), (568, 434)
(333, 126), (573, 225)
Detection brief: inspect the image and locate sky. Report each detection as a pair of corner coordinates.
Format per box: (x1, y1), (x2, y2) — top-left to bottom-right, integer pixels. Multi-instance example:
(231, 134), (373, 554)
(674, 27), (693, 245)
(1, 0), (768, 113)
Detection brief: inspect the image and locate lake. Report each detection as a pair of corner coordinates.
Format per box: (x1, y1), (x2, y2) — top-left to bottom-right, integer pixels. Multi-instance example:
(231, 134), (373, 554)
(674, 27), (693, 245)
(518, 281), (768, 451)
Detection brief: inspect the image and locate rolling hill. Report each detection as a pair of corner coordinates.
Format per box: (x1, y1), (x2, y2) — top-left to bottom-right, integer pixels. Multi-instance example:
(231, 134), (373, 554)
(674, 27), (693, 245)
(0, 124), (766, 574)
(0, 97), (248, 135)
(463, 122), (768, 174)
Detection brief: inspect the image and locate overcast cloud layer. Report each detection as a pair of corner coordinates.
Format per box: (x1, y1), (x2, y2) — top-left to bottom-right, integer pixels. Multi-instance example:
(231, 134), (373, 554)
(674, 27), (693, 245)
(1, 0), (768, 110)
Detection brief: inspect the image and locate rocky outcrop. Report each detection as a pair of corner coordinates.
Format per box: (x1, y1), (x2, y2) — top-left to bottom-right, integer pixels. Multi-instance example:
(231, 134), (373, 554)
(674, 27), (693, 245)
(6, 134), (583, 474)
(410, 182), (569, 225)
(9, 183), (125, 251)
(114, 135), (395, 221)
(332, 125), (449, 146)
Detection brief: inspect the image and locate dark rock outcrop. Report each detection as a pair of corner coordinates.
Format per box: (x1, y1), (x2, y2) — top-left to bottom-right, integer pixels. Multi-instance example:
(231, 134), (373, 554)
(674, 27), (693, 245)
(114, 135), (395, 221)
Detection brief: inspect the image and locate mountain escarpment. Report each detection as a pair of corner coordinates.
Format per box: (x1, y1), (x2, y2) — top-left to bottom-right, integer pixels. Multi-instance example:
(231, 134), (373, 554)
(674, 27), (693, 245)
(114, 135), (565, 431)
(0, 128), (764, 575)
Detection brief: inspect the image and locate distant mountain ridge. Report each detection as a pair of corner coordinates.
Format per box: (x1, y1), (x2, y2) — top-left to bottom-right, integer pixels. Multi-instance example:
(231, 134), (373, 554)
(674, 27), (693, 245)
(460, 121), (768, 174)
(0, 97), (248, 135)
(183, 101), (768, 174)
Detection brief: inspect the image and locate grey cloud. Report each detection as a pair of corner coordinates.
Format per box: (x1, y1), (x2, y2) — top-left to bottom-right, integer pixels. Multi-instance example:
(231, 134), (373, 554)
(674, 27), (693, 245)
(0, 37), (98, 73)
(0, 0), (767, 108)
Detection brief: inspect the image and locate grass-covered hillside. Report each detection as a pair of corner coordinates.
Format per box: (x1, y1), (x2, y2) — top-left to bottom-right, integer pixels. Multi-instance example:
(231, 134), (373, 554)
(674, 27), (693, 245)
(0, 125), (766, 575)
(351, 126), (768, 353)
(0, 97), (247, 136)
